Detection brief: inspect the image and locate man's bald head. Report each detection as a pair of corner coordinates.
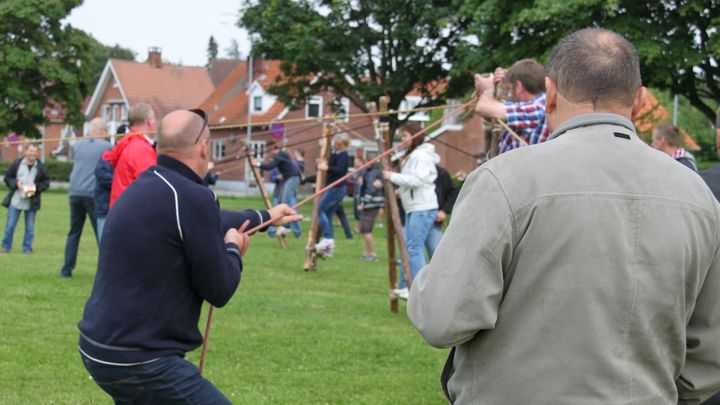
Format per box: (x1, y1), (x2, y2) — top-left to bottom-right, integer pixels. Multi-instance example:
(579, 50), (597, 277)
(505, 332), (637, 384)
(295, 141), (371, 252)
(156, 110), (208, 156)
(547, 28), (641, 109)
(89, 117), (107, 138)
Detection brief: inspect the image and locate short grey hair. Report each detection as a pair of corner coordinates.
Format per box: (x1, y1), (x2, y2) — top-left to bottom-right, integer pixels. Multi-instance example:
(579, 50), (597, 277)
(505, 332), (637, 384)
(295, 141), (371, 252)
(128, 102), (155, 126)
(547, 28), (641, 108)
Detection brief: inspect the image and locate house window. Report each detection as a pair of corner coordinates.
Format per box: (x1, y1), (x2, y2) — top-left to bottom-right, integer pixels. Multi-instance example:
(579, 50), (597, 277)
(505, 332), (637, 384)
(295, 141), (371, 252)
(250, 141), (266, 160)
(101, 105), (111, 121)
(253, 96), (262, 112)
(213, 140), (226, 160)
(335, 97), (350, 122)
(306, 96), (323, 118)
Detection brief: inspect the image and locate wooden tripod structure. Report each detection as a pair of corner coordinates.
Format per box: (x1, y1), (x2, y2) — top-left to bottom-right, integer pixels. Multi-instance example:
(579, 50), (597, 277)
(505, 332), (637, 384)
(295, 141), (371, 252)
(240, 138), (287, 249)
(303, 120), (333, 271)
(373, 97), (413, 313)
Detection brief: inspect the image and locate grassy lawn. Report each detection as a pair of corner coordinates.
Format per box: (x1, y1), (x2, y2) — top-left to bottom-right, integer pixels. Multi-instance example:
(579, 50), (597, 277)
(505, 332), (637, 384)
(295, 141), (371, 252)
(0, 189), (447, 404)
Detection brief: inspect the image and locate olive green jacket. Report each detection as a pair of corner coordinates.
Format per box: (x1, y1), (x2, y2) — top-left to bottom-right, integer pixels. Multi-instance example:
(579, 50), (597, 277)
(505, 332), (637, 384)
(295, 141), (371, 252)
(409, 113), (720, 404)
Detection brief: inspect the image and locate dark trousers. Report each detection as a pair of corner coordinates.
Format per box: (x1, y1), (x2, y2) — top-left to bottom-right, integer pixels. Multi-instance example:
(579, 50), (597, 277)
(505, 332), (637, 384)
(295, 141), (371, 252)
(81, 354), (231, 404)
(60, 196), (97, 276)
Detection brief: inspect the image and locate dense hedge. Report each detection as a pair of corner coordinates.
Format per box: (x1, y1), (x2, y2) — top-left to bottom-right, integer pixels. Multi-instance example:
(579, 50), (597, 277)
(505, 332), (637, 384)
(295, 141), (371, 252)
(0, 158), (74, 182)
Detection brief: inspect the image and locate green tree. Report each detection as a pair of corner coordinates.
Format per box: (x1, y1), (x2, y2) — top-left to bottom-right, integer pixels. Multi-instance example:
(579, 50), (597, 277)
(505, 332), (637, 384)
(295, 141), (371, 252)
(207, 35), (219, 67)
(0, 0), (99, 137)
(460, 0), (720, 122)
(239, 0), (473, 121)
(86, 38), (136, 89)
(225, 38), (241, 59)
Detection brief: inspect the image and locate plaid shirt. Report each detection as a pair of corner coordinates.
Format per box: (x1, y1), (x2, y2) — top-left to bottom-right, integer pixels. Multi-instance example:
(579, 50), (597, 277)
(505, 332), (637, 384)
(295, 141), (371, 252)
(498, 93), (549, 154)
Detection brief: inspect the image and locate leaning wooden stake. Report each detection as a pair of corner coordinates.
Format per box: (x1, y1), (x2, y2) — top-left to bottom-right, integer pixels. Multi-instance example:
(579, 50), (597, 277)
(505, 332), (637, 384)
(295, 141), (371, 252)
(376, 96), (413, 310)
(303, 120), (333, 271)
(241, 138), (287, 249)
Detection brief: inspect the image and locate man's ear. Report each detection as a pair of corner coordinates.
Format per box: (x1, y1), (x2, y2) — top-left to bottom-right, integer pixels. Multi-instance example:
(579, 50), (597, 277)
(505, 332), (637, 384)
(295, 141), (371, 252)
(199, 137), (209, 160)
(630, 87), (647, 120)
(544, 77), (557, 114)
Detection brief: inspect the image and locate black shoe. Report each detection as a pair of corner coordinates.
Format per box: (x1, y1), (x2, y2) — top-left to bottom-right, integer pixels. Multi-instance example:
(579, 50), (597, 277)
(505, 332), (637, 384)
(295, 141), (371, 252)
(60, 272), (72, 278)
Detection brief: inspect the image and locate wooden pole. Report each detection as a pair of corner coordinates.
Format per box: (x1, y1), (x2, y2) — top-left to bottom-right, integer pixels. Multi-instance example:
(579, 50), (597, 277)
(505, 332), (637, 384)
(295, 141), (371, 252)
(376, 96), (413, 307)
(304, 119), (333, 271)
(241, 139), (287, 249)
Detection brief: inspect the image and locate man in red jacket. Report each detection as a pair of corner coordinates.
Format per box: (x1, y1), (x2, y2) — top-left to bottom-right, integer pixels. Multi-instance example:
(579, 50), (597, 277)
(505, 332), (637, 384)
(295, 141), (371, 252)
(106, 103), (157, 208)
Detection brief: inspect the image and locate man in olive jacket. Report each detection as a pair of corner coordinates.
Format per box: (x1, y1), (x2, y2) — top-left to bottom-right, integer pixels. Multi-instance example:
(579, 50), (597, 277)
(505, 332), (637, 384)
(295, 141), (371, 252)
(2, 144), (50, 253)
(409, 29), (720, 404)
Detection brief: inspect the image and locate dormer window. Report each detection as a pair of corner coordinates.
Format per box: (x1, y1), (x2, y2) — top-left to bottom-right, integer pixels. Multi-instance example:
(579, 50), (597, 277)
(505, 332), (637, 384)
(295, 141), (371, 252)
(306, 96), (323, 118)
(253, 96), (262, 112)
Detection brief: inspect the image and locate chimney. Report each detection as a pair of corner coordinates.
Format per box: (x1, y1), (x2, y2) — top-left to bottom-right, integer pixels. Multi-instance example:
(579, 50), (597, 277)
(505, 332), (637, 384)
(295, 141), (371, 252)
(147, 47), (162, 68)
(252, 56), (264, 77)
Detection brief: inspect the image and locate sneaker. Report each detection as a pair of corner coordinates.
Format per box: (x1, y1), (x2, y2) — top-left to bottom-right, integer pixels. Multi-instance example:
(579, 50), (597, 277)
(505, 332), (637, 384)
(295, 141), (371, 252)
(360, 255), (378, 261)
(391, 287), (409, 300)
(315, 238), (335, 258)
(276, 226), (289, 236)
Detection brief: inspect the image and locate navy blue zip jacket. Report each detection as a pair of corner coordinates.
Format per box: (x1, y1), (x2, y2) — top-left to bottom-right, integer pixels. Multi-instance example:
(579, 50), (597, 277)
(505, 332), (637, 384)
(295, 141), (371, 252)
(78, 156), (270, 364)
(259, 150), (301, 179)
(326, 150), (349, 187)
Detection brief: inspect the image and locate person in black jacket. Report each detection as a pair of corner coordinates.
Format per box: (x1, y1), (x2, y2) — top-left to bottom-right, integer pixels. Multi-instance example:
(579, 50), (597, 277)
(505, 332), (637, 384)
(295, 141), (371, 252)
(1, 144), (50, 253)
(256, 141), (303, 237)
(314, 133), (351, 257)
(78, 109), (301, 403)
(425, 164), (458, 258)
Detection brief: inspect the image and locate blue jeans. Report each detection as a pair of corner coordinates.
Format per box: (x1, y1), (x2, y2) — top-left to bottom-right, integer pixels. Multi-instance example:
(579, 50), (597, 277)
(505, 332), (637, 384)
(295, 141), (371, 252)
(424, 223), (443, 259)
(279, 176), (301, 236)
(335, 203), (353, 239)
(398, 209), (437, 289)
(81, 354), (231, 404)
(61, 196), (97, 276)
(318, 185), (347, 239)
(2, 206), (36, 252)
(96, 217), (106, 244)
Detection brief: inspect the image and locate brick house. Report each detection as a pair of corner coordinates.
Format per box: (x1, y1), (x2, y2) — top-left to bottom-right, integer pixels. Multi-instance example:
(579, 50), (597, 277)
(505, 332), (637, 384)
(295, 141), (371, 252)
(83, 48), (215, 138)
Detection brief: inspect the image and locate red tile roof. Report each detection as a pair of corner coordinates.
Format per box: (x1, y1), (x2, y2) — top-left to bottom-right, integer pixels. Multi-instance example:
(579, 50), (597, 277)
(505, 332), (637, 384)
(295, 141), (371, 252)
(111, 59), (214, 119)
(634, 90), (700, 150)
(209, 59), (243, 87)
(201, 60), (287, 127)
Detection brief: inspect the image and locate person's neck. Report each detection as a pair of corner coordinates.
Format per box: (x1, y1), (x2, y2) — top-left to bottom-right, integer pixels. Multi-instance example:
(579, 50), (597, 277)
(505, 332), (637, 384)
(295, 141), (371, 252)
(132, 125), (151, 135)
(549, 99), (632, 132)
(520, 92), (540, 102)
(664, 146), (680, 157)
(166, 153), (205, 178)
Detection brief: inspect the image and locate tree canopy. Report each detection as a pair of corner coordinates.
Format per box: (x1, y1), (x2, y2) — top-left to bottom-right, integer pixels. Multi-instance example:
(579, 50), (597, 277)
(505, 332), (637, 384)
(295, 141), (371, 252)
(0, 0), (99, 137)
(86, 39), (136, 89)
(460, 0), (719, 122)
(239, 0), (473, 119)
(240, 0), (719, 125)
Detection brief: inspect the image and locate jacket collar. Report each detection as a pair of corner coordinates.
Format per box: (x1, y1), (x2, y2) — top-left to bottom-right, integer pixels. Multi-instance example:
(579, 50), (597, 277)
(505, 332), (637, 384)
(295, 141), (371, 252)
(548, 113), (636, 140)
(157, 155), (204, 185)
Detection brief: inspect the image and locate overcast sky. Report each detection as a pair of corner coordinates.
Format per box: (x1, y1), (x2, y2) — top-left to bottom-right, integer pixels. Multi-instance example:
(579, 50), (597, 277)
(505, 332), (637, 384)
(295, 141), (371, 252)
(64, 0), (252, 66)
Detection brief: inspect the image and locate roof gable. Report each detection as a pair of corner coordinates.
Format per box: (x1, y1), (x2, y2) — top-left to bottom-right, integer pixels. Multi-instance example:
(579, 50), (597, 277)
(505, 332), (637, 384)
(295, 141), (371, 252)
(90, 59), (215, 120)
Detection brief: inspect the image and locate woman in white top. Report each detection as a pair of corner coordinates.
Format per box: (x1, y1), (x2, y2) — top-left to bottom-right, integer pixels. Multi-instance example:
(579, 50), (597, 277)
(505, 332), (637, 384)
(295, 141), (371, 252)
(383, 124), (439, 298)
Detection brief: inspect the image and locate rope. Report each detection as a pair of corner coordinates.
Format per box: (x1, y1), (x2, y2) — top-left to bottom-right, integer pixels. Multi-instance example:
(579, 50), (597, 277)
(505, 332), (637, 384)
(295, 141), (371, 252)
(197, 96), (477, 373)
(206, 103), (453, 131)
(496, 119), (528, 146)
(7, 103), (451, 147)
(211, 121), (378, 175)
(430, 137), (483, 159)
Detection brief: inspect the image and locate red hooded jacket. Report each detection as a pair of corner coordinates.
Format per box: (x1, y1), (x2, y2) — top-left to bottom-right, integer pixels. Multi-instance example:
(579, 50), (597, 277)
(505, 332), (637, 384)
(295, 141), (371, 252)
(106, 130), (157, 208)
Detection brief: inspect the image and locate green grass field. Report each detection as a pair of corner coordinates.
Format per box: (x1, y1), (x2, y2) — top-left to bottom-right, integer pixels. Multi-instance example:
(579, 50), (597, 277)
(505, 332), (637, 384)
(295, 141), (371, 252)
(0, 189), (447, 404)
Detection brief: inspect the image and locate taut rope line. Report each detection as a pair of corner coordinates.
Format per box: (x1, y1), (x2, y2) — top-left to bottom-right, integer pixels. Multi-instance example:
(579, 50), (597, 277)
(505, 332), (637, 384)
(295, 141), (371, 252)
(197, 96), (477, 373)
